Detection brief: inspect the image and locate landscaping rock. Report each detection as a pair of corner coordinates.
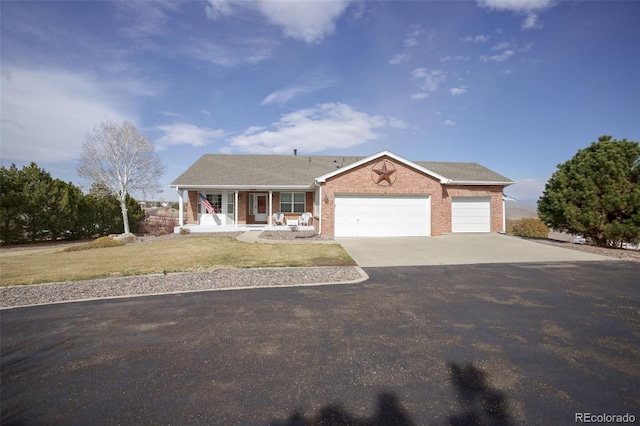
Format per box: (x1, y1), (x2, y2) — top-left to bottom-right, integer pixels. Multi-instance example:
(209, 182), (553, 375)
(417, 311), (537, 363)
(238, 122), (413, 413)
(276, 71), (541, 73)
(114, 232), (136, 243)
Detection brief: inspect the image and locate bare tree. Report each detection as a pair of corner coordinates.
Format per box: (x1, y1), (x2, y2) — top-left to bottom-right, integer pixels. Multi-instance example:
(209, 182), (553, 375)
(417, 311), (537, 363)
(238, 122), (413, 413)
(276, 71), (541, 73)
(78, 120), (165, 234)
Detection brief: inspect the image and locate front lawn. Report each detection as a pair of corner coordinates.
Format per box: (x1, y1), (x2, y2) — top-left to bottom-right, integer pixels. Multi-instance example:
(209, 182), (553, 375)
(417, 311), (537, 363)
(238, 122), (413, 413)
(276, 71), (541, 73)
(0, 236), (356, 286)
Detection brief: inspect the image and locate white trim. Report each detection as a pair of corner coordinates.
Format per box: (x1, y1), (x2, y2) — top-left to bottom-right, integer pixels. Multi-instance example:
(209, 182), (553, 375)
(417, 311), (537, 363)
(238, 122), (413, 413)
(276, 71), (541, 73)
(234, 191), (238, 227)
(268, 191), (273, 226)
(446, 180), (515, 186)
(318, 186), (323, 236)
(315, 150), (450, 184)
(170, 184), (312, 190)
(177, 189), (184, 226)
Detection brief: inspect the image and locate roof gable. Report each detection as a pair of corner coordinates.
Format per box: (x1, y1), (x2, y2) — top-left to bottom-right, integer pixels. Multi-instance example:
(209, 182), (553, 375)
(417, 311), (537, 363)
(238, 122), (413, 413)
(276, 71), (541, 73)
(315, 150), (450, 183)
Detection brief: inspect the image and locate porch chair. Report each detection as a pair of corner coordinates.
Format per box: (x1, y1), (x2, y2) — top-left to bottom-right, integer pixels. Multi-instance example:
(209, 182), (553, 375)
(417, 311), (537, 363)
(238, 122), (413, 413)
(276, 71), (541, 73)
(299, 212), (312, 226)
(273, 212), (285, 226)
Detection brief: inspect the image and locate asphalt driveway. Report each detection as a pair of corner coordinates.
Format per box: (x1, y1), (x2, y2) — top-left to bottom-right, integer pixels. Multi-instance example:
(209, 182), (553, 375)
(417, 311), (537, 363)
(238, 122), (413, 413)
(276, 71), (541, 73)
(336, 233), (611, 267)
(2, 261), (638, 425)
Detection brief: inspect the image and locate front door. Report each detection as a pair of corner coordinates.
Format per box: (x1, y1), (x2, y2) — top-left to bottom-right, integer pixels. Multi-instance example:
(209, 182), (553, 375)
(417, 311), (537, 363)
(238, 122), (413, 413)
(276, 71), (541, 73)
(251, 193), (268, 222)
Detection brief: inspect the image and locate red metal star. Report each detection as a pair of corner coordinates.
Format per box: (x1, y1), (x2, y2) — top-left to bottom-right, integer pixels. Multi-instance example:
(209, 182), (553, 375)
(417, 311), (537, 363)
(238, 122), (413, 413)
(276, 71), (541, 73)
(373, 161), (396, 184)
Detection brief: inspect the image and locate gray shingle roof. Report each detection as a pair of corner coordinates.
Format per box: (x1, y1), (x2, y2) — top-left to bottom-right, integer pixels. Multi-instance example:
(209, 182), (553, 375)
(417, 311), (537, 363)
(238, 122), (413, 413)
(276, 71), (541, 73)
(416, 161), (513, 183)
(170, 154), (513, 187)
(170, 154), (364, 187)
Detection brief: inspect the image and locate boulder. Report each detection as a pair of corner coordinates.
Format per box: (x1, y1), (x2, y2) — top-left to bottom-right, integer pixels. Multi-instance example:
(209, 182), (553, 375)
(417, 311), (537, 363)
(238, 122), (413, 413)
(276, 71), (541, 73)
(114, 232), (136, 244)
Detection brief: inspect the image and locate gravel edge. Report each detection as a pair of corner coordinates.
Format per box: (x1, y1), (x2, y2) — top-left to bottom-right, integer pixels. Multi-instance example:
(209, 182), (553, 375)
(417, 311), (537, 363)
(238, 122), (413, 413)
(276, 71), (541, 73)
(0, 266), (366, 309)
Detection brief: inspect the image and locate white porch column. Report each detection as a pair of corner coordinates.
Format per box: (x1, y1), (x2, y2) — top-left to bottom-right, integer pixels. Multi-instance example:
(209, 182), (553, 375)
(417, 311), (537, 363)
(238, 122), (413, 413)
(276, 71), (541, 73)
(234, 190), (239, 227)
(268, 191), (273, 226)
(177, 189), (184, 226)
(318, 185), (322, 236)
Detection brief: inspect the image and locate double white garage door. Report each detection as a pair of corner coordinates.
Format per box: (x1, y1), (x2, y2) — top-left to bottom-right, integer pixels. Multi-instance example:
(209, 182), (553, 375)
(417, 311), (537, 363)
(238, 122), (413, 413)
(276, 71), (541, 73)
(334, 195), (491, 237)
(334, 195), (431, 237)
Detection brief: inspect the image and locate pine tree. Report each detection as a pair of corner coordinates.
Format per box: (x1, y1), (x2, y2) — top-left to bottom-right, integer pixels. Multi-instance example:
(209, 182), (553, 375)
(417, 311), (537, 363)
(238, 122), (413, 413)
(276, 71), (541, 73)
(538, 136), (640, 247)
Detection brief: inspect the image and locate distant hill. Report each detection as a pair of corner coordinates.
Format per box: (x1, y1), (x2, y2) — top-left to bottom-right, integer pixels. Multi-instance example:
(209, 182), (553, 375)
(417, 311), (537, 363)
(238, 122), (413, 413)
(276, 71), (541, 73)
(505, 201), (538, 220)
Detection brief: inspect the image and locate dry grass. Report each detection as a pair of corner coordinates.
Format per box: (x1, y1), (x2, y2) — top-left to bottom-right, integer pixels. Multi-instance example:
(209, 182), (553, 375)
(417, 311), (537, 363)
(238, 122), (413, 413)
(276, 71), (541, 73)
(0, 236), (356, 286)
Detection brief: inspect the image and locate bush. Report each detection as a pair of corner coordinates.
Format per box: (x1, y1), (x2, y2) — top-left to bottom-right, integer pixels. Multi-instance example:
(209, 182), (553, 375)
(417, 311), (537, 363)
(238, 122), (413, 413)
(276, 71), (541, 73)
(180, 227), (190, 235)
(511, 218), (549, 239)
(65, 236), (125, 252)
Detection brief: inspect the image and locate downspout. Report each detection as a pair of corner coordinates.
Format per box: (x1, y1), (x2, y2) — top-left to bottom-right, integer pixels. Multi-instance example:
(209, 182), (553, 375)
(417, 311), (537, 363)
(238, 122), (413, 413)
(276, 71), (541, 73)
(502, 194), (506, 234)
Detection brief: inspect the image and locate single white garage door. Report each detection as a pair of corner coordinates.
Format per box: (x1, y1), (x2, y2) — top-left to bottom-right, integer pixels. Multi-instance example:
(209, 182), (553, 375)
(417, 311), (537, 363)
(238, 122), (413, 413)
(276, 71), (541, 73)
(334, 195), (430, 237)
(451, 197), (491, 233)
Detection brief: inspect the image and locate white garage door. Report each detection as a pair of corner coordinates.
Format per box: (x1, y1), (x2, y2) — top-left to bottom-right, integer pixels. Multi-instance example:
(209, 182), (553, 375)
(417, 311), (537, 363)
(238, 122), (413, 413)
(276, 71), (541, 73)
(451, 197), (491, 233)
(334, 195), (430, 237)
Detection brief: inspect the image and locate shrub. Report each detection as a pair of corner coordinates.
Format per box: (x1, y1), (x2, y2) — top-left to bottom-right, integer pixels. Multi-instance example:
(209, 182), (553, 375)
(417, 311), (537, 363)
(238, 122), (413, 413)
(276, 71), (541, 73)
(179, 227), (190, 235)
(511, 218), (549, 239)
(65, 236), (125, 252)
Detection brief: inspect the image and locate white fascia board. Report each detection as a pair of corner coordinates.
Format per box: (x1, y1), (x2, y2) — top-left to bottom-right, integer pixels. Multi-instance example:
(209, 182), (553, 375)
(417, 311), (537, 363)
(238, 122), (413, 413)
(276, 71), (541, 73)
(171, 184), (314, 191)
(315, 149), (450, 183)
(445, 180), (516, 186)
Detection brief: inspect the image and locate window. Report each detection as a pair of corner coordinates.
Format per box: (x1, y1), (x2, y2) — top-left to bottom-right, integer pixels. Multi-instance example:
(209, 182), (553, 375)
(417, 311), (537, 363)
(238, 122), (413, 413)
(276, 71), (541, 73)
(280, 192), (305, 213)
(201, 193), (222, 213)
(227, 193), (234, 214)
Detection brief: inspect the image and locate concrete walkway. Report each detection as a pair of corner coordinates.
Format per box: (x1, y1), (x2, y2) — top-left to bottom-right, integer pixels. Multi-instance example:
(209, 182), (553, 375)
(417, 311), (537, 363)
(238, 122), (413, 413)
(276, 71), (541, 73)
(236, 230), (336, 244)
(336, 233), (613, 267)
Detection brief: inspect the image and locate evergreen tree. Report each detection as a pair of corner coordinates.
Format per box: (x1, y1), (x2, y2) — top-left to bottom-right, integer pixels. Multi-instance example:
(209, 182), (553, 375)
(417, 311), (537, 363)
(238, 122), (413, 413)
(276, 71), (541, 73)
(538, 136), (640, 247)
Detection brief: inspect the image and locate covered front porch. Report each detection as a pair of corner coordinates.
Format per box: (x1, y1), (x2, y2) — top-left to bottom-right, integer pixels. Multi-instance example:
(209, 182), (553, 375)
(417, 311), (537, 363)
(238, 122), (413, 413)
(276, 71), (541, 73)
(173, 188), (320, 233)
(173, 223), (315, 234)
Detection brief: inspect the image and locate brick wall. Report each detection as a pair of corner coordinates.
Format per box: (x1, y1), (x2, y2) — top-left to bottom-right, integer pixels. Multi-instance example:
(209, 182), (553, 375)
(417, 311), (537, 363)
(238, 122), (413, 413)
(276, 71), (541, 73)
(319, 156), (505, 237)
(186, 191), (198, 224)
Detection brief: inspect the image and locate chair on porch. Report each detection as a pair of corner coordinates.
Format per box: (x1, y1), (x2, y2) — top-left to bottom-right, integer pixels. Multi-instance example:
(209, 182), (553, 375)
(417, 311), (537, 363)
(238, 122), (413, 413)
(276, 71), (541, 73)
(299, 212), (312, 226)
(273, 212), (285, 226)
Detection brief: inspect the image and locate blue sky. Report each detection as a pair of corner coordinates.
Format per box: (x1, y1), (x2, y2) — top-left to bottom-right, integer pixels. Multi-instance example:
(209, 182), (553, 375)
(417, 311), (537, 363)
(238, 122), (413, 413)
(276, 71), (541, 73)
(1, 0), (639, 203)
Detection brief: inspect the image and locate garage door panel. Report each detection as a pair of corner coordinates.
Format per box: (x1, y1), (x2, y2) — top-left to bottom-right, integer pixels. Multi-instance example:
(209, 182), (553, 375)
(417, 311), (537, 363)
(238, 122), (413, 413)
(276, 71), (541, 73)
(452, 197), (491, 233)
(335, 195), (430, 237)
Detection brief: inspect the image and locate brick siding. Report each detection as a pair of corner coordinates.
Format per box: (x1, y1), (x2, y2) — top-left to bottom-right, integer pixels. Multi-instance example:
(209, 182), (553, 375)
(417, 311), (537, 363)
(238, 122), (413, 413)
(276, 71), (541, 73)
(319, 156), (505, 237)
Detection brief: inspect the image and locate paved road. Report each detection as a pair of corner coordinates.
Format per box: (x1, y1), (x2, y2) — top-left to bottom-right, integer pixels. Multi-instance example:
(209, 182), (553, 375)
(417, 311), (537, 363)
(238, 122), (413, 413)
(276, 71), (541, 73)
(2, 261), (639, 425)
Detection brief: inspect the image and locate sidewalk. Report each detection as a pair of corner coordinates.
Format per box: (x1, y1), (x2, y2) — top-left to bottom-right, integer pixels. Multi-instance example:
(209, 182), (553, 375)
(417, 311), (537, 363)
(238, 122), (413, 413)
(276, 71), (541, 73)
(236, 230), (336, 244)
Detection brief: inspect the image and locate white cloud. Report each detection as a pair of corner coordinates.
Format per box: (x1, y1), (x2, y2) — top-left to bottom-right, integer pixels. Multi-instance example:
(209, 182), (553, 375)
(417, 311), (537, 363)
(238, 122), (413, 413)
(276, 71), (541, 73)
(260, 74), (335, 106)
(116, 0), (180, 42)
(441, 55), (470, 62)
(205, 0), (236, 20)
(0, 68), (134, 163)
(477, 0), (553, 31)
(443, 119), (456, 126)
(206, 0), (352, 44)
(201, 109), (211, 116)
(500, 69), (512, 75)
(480, 50), (514, 62)
(522, 12), (543, 30)
(226, 103), (405, 154)
(411, 68), (446, 92)
(186, 37), (276, 67)
(477, 0), (553, 12)
(450, 86), (468, 96)
(404, 38), (418, 47)
(463, 35), (490, 43)
(258, 1), (351, 43)
(156, 122), (224, 147)
(389, 53), (411, 65)
(410, 92), (430, 100)
(491, 41), (512, 51)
